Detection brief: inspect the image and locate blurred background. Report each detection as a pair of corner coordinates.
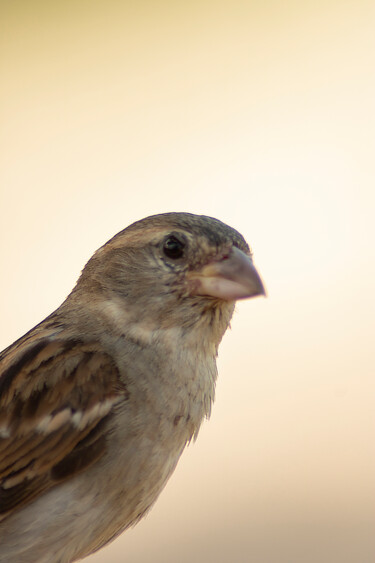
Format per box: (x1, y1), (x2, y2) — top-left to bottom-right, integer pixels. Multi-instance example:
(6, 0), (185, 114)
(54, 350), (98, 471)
(0, 1), (374, 562)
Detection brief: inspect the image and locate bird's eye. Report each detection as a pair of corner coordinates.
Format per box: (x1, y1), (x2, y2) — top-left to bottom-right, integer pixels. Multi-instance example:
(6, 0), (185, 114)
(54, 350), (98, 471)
(163, 236), (185, 259)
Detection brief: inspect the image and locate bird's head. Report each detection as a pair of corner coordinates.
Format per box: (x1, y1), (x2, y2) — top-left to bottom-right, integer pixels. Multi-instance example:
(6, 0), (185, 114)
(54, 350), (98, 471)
(75, 213), (265, 345)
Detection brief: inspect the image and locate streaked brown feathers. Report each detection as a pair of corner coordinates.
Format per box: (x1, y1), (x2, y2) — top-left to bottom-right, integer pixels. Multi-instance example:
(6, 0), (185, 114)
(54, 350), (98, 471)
(0, 338), (128, 517)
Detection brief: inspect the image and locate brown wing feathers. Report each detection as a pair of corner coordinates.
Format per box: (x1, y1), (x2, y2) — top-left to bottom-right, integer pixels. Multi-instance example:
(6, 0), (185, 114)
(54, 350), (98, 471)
(0, 338), (127, 517)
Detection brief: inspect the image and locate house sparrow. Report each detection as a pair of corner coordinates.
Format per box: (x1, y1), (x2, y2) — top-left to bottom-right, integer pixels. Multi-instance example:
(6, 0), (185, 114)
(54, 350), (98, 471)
(0, 212), (265, 562)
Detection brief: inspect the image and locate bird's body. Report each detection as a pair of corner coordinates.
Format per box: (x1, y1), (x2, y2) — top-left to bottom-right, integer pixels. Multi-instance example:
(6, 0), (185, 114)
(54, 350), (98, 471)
(0, 213), (264, 562)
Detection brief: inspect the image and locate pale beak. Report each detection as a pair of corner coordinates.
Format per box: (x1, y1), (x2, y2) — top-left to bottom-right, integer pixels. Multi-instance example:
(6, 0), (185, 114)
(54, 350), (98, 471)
(188, 246), (266, 301)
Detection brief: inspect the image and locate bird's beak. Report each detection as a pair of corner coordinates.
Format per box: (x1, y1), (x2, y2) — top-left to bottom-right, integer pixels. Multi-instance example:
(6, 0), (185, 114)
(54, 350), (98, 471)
(188, 246), (266, 301)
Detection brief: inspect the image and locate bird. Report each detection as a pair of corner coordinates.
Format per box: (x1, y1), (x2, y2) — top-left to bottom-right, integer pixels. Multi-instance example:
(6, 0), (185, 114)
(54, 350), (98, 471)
(0, 212), (265, 562)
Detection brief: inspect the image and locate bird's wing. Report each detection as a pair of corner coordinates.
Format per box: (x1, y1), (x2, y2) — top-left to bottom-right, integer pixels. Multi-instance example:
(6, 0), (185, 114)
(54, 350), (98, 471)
(0, 337), (128, 518)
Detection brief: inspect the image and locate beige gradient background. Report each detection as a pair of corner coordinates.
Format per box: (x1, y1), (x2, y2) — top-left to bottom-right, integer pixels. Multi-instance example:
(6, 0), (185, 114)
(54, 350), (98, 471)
(1, 1), (374, 562)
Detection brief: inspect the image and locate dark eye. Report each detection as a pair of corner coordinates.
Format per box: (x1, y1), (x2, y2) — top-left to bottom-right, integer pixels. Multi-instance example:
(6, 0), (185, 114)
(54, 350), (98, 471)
(163, 236), (185, 259)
